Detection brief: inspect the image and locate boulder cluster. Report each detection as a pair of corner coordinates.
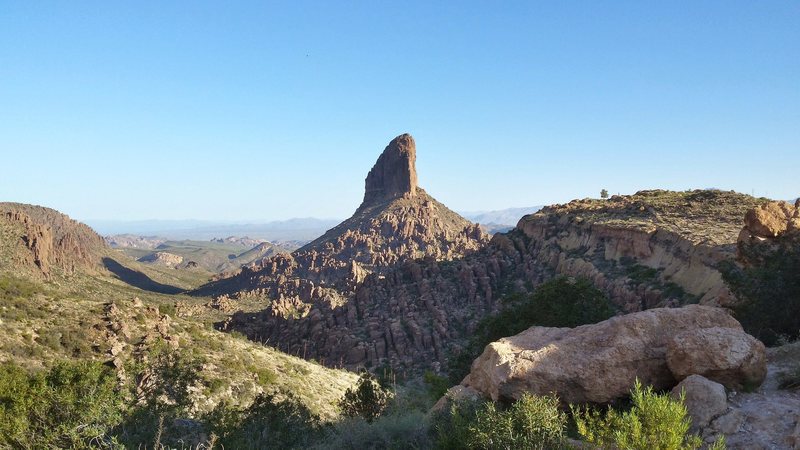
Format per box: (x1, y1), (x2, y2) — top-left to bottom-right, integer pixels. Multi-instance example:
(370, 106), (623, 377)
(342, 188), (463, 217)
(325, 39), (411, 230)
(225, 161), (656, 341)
(456, 305), (766, 405)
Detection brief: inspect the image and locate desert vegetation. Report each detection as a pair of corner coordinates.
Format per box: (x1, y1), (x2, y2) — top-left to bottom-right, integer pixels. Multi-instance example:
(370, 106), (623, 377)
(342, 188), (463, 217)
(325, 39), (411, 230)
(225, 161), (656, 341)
(448, 276), (616, 383)
(721, 235), (800, 346)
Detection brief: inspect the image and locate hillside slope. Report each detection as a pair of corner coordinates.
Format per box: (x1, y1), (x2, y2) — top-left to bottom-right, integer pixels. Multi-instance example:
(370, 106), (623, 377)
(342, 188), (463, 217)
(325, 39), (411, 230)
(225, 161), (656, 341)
(0, 203), (358, 422)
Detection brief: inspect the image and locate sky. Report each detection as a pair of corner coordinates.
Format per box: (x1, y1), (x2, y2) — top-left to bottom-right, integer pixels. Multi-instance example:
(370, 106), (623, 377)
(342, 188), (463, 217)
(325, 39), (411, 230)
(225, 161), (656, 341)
(1, 1), (798, 222)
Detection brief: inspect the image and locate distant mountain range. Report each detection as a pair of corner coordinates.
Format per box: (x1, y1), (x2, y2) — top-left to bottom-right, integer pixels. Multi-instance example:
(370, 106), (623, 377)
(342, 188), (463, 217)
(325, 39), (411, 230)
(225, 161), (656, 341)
(460, 206), (544, 233)
(86, 218), (342, 242)
(86, 207), (544, 242)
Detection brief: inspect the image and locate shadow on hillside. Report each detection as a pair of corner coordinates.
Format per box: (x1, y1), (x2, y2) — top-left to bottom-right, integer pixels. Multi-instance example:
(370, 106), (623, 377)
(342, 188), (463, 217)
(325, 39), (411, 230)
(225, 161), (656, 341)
(102, 257), (184, 295)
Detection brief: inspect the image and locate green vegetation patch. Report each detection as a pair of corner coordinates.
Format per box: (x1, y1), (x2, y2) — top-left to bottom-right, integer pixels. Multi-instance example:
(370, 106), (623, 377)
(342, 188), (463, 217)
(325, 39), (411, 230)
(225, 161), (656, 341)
(720, 236), (800, 345)
(449, 276), (616, 383)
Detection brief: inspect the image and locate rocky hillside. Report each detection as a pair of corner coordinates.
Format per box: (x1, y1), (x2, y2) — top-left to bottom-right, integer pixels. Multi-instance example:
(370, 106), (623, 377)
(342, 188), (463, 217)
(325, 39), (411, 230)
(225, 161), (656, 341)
(0, 202), (108, 277)
(0, 207), (360, 427)
(516, 190), (767, 311)
(194, 134), (492, 368)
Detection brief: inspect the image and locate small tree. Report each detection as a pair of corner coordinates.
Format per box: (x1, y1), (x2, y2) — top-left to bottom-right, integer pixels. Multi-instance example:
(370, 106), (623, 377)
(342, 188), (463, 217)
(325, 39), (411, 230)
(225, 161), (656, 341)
(339, 372), (393, 422)
(601, 189), (609, 199)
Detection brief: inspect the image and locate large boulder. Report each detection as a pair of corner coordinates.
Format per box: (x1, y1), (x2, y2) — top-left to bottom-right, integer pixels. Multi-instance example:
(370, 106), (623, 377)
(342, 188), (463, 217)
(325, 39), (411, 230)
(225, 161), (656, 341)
(666, 327), (767, 390)
(742, 201), (796, 239)
(670, 375), (727, 431)
(460, 305), (754, 404)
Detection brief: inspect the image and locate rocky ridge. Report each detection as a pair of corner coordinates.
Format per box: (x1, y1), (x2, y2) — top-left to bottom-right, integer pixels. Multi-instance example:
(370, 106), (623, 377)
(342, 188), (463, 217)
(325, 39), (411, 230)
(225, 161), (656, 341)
(0, 202), (107, 276)
(211, 189), (777, 372)
(515, 190), (767, 310)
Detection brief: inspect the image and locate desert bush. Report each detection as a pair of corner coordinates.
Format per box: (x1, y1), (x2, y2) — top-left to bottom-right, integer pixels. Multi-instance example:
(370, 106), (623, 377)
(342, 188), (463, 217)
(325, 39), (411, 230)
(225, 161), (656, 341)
(434, 393), (567, 450)
(207, 392), (322, 449)
(449, 276), (614, 383)
(424, 371), (450, 400)
(572, 380), (704, 450)
(720, 237), (800, 345)
(0, 275), (42, 302)
(339, 371), (394, 422)
(0, 360), (124, 449)
(115, 341), (206, 447)
(320, 410), (431, 449)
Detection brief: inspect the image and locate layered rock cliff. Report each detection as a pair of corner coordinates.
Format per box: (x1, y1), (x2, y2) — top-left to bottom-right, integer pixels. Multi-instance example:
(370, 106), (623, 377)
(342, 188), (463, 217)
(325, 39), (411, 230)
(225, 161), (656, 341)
(515, 190), (766, 311)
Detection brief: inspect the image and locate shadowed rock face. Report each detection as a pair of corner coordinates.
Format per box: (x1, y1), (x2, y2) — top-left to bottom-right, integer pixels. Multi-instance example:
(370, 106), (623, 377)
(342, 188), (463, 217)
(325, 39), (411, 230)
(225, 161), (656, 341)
(0, 202), (107, 277)
(362, 133), (417, 205)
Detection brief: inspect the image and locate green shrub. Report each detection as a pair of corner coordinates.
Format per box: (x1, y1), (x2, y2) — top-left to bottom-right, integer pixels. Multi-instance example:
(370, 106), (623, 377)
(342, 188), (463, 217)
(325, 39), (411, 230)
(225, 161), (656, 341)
(434, 393), (567, 450)
(340, 372), (394, 422)
(720, 236), (800, 345)
(320, 410), (431, 449)
(572, 380), (703, 450)
(115, 341), (206, 447)
(208, 392), (322, 450)
(0, 360), (124, 449)
(449, 276), (614, 383)
(130, 339), (205, 412)
(0, 275), (42, 302)
(424, 371), (450, 400)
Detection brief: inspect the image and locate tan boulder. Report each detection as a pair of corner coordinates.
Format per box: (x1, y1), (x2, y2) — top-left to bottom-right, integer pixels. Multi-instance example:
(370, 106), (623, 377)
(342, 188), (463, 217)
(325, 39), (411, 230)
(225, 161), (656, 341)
(744, 201), (795, 238)
(670, 375), (727, 431)
(462, 305), (741, 404)
(431, 385), (482, 414)
(666, 327), (766, 390)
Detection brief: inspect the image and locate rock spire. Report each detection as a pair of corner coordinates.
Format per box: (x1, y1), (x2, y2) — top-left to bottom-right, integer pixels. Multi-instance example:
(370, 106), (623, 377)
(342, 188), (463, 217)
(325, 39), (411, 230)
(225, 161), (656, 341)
(362, 133), (417, 205)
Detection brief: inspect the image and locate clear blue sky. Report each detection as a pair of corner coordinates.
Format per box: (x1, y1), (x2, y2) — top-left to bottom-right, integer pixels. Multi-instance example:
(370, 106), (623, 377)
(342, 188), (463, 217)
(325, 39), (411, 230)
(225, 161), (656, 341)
(1, 1), (798, 221)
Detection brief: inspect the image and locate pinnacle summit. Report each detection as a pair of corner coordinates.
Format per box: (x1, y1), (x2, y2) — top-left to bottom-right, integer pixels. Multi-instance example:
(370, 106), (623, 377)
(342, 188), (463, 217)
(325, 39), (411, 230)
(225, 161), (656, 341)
(362, 133), (418, 206)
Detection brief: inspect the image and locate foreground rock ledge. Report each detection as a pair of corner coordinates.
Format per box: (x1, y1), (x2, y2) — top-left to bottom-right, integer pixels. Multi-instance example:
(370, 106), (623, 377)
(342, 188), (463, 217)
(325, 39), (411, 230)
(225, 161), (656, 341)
(457, 304), (766, 405)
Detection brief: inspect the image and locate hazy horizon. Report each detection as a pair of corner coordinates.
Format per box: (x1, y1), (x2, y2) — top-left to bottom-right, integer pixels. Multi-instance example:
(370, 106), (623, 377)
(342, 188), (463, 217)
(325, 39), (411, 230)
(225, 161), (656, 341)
(2, 2), (797, 221)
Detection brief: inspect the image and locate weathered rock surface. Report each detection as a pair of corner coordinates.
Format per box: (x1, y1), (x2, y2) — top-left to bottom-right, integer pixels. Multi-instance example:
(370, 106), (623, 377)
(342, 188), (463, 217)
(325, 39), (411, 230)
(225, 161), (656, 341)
(666, 327), (767, 390)
(363, 133), (417, 204)
(460, 305), (748, 404)
(0, 202), (107, 276)
(742, 200), (798, 239)
(671, 375), (727, 431)
(695, 341), (800, 449)
(138, 251), (184, 267)
(517, 190), (765, 310)
(737, 200), (800, 252)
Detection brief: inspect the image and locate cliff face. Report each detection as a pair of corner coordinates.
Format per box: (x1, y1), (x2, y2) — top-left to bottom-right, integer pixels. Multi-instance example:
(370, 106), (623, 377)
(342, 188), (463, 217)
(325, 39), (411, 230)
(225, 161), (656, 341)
(515, 190), (766, 311)
(362, 133), (418, 205)
(0, 202), (107, 277)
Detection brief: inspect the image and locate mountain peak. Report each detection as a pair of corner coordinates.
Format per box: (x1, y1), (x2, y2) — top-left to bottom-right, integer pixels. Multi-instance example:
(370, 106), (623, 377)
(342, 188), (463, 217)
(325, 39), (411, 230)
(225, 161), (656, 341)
(362, 133), (417, 205)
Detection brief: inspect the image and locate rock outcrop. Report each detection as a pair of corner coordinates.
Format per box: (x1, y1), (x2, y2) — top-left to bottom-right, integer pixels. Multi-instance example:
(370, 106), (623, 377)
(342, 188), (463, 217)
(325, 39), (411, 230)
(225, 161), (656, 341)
(738, 199), (800, 246)
(363, 133), (417, 205)
(671, 375), (728, 432)
(666, 327), (767, 390)
(515, 190), (766, 310)
(193, 135), (490, 370)
(0, 202), (107, 276)
(138, 251), (184, 267)
(456, 305), (765, 405)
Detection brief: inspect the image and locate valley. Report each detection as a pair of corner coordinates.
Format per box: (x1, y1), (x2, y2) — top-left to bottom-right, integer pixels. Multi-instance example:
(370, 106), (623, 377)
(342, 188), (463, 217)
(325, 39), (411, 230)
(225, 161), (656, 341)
(1, 136), (798, 448)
